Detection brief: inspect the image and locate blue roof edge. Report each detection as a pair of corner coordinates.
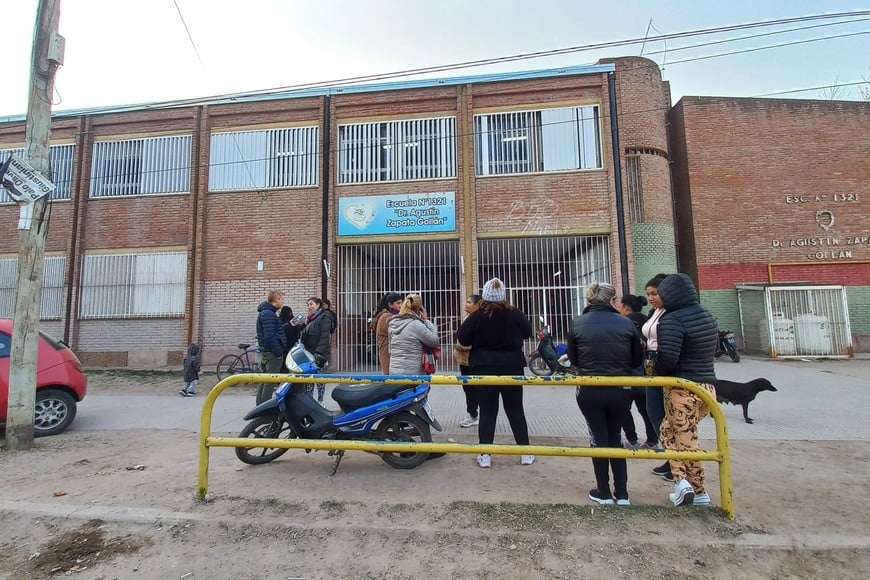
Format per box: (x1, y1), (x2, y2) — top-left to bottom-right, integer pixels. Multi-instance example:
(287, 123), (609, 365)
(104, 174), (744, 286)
(0, 63), (615, 123)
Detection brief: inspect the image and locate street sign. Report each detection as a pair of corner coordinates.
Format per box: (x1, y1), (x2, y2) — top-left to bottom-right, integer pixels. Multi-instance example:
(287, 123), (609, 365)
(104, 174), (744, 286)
(0, 154), (56, 203)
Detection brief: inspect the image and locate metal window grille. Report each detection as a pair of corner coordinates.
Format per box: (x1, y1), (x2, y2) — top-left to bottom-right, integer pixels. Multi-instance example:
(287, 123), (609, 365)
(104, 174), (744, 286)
(334, 241), (461, 371)
(0, 256), (66, 319)
(90, 135), (191, 198)
(337, 117), (457, 184)
(209, 127), (319, 191)
(79, 251), (187, 318)
(478, 236), (611, 359)
(625, 154), (644, 223)
(0, 144), (75, 203)
(474, 105), (602, 176)
(736, 284), (853, 358)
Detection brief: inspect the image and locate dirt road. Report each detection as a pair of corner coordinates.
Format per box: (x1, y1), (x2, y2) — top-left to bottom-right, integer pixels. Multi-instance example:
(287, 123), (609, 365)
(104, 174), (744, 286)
(2, 367), (869, 579)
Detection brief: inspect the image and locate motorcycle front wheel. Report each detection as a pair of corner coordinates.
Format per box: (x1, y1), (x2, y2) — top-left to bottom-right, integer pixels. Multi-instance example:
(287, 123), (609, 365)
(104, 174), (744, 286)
(235, 416), (297, 465)
(374, 411), (432, 470)
(527, 353), (555, 377)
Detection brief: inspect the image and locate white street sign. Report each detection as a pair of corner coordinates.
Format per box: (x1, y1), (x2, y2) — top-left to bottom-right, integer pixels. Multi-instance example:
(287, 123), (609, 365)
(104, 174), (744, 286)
(0, 154), (56, 203)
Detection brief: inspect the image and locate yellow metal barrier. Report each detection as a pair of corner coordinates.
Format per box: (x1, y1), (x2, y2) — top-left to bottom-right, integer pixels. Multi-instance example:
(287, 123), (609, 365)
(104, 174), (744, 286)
(197, 373), (733, 519)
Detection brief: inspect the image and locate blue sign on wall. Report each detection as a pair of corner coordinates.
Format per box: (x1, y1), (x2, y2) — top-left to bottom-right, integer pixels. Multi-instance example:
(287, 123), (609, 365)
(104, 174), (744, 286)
(337, 192), (456, 236)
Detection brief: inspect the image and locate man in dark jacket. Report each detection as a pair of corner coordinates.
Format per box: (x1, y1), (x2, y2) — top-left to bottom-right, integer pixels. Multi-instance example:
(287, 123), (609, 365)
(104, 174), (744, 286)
(255, 290), (287, 402)
(654, 273), (718, 507)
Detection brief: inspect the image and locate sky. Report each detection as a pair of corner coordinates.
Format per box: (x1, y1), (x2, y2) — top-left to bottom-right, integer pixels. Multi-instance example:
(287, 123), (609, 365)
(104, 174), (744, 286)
(1, 0), (868, 118)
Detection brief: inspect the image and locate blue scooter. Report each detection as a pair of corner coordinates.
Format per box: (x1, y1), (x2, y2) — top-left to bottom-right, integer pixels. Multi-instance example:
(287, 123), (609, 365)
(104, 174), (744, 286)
(235, 343), (442, 474)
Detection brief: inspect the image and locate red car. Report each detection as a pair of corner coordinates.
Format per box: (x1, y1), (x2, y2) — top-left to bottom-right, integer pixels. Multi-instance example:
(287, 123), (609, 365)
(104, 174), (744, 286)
(0, 319), (87, 436)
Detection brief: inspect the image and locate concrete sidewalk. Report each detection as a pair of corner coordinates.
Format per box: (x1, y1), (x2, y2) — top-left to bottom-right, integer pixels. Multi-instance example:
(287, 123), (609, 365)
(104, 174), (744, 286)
(72, 355), (870, 441)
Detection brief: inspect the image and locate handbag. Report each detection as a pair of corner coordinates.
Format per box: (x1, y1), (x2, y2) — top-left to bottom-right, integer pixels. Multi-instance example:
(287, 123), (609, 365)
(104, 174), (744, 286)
(453, 343), (471, 367)
(421, 345), (441, 374)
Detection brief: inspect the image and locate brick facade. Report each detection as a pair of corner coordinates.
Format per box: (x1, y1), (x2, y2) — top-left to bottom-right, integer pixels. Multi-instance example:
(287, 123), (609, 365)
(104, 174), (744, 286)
(5, 60), (868, 363)
(668, 97), (870, 350)
(4, 59), (672, 366)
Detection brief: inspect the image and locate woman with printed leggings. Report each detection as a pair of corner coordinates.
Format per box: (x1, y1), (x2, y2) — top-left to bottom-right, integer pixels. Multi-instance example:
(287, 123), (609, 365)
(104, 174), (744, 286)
(654, 273), (719, 507)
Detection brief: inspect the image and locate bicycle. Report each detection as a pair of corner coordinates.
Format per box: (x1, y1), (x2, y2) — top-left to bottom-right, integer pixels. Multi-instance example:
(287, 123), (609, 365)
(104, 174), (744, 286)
(216, 343), (261, 381)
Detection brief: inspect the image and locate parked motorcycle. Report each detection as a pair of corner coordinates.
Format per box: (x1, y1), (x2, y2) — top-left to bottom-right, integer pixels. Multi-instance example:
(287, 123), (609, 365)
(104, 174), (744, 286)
(528, 317), (576, 377)
(236, 343), (443, 474)
(715, 329), (741, 363)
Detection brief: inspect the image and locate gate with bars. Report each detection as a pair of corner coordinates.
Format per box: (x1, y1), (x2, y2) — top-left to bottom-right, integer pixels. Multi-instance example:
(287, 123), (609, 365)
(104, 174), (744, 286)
(736, 284), (853, 359)
(335, 235), (611, 371)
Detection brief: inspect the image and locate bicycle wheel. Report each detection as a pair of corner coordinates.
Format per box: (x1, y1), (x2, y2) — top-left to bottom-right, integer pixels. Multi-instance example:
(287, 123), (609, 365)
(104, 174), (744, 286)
(216, 354), (245, 381)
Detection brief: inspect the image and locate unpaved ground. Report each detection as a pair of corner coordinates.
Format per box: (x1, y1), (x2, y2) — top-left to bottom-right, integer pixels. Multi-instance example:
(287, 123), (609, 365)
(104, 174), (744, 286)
(1, 370), (869, 579)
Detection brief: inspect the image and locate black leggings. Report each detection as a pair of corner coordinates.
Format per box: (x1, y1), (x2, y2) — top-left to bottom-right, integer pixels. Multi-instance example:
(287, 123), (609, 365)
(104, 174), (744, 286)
(622, 387), (658, 445)
(472, 365), (529, 446)
(577, 387), (632, 497)
(459, 365), (479, 418)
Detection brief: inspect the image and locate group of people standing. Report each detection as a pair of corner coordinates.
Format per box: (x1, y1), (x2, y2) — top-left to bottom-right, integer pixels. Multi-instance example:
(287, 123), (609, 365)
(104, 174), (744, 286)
(371, 279), (535, 467)
(382, 272), (717, 508)
(566, 273), (719, 507)
(255, 273), (718, 509)
(255, 290), (337, 403)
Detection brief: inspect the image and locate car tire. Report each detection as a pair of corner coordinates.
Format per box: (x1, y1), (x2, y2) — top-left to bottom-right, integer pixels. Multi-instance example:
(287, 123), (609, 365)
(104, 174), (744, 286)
(34, 389), (77, 437)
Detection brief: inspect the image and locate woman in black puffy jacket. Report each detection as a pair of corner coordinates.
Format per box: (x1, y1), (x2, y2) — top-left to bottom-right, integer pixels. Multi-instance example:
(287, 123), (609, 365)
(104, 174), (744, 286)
(654, 273), (718, 507)
(567, 282), (643, 506)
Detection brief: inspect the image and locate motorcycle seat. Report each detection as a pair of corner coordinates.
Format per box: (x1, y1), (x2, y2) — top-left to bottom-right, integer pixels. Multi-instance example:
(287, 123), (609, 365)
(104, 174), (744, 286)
(332, 382), (419, 411)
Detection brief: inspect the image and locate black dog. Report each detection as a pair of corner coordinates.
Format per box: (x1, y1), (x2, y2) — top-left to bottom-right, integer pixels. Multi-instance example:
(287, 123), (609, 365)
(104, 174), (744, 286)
(714, 378), (778, 424)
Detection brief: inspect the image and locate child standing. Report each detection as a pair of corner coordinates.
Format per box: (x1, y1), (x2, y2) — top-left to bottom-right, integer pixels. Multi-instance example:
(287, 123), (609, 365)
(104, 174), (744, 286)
(180, 343), (202, 397)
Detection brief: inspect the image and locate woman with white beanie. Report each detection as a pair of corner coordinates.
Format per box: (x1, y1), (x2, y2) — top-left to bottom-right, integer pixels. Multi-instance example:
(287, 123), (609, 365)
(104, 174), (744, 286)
(455, 277), (534, 468)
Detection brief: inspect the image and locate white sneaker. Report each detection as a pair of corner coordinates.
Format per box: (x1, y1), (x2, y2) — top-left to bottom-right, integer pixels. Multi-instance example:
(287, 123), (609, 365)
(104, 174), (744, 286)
(693, 492), (712, 506)
(520, 455), (535, 465)
(460, 415), (479, 428)
(476, 454), (491, 468)
(669, 478), (695, 507)
(616, 497), (632, 506)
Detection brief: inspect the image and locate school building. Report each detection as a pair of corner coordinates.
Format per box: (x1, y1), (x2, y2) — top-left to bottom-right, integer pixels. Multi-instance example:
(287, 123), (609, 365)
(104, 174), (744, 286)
(0, 56), (867, 368)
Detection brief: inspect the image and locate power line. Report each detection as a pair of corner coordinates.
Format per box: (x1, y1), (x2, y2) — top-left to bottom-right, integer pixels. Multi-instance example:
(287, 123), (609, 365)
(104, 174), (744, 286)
(51, 10), (870, 114)
(172, 0), (202, 64)
(754, 81), (867, 97)
(642, 16), (870, 58)
(664, 30), (870, 66)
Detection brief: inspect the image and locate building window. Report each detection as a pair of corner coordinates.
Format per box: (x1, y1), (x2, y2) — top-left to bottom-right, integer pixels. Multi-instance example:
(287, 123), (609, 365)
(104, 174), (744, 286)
(89, 135), (191, 198)
(79, 251), (187, 318)
(338, 117), (457, 184)
(0, 256), (66, 319)
(474, 105), (601, 176)
(0, 144), (75, 203)
(209, 126), (319, 191)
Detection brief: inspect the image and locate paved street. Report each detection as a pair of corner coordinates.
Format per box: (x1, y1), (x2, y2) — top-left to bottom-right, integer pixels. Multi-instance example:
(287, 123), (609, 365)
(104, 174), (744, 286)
(71, 355), (870, 441)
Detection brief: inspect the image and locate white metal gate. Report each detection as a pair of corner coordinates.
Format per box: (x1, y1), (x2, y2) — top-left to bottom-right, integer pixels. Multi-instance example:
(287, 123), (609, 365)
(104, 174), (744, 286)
(478, 236), (611, 360)
(335, 241), (461, 371)
(736, 284), (853, 358)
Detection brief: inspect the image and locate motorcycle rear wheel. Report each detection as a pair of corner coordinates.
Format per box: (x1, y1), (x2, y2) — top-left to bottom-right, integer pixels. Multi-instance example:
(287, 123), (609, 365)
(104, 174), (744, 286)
(374, 411), (432, 470)
(724, 341), (741, 363)
(235, 416), (297, 465)
(528, 353), (555, 377)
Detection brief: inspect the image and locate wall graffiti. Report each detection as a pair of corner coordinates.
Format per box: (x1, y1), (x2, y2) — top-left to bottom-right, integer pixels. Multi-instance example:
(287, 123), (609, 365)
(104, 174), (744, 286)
(506, 199), (558, 235)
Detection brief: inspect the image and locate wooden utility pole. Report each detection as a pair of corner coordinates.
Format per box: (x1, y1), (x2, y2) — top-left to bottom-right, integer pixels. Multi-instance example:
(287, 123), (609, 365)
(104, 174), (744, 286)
(6, 0), (63, 449)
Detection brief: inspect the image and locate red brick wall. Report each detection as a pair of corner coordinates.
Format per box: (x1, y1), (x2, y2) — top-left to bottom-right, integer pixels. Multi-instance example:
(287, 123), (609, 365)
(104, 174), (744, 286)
(670, 97), (870, 290)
